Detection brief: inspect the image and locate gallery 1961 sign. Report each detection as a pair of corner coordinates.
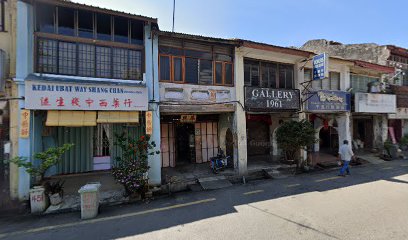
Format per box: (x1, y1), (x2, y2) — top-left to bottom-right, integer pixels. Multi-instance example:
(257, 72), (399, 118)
(244, 87), (300, 112)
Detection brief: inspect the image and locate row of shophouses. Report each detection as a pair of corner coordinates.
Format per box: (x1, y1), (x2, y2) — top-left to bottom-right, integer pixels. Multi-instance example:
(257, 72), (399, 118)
(1, 0), (407, 201)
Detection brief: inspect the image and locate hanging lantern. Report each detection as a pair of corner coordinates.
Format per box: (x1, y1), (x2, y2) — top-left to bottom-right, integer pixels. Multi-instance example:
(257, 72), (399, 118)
(309, 114), (316, 122)
(323, 119), (329, 130)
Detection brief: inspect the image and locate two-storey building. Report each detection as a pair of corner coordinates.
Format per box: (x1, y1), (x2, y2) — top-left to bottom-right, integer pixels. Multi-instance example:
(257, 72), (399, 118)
(156, 32), (238, 179)
(12, 0), (160, 200)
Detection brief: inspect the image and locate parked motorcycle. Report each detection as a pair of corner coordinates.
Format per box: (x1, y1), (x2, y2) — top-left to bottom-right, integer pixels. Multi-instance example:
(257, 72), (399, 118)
(210, 148), (231, 174)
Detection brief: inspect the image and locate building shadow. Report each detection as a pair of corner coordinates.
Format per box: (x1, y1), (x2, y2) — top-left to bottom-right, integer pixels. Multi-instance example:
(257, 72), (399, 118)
(1, 160), (407, 239)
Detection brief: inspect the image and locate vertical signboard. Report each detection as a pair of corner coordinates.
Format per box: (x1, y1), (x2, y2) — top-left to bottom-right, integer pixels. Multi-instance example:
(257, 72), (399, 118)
(20, 109), (30, 138)
(313, 53), (329, 80)
(145, 111), (153, 135)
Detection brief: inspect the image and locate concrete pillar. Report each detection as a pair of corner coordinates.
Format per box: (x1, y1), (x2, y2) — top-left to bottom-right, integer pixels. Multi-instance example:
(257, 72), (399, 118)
(13, 1), (34, 200)
(234, 48), (247, 175)
(373, 115), (388, 149)
(337, 112), (352, 149)
(144, 24), (161, 185)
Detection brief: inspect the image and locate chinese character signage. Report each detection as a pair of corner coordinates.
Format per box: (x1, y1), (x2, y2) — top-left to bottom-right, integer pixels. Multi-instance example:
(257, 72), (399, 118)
(305, 90), (351, 112)
(313, 53), (329, 80)
(145, 111), (153, 135)
(244, 87), (300, 112)
(180, 115), (197, 123)
(20, 109), (30, 138)
(25, 81), (148, 111)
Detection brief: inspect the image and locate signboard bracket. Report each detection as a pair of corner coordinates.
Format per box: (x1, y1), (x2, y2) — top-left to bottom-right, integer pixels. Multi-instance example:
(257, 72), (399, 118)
(299, 80), (317, 104)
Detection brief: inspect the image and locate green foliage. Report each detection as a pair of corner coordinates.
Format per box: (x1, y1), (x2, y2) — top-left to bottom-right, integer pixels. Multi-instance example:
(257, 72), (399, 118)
(44, 180), (65, 196)
(276, 120), (317, 166)
(112, 134), (160, 196)
(9, 143), (74, 184)
(384, 139), (393, 157)
(399, 135), (408, 148)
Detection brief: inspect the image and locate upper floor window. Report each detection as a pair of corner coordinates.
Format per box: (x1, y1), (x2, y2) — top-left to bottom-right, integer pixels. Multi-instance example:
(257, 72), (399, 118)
(308, 71), (340, 90)
(159, 38), (234, 86)
(0, 0), (6, 32)
(244, 59), (293, 89)
(35, 3), (144, 45)
(36, 38), (142, 80)
(350, 74), (379, 93)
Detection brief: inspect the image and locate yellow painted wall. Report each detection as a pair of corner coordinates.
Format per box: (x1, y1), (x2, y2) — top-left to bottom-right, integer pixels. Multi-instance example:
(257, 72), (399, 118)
(0, 0), (18, 199)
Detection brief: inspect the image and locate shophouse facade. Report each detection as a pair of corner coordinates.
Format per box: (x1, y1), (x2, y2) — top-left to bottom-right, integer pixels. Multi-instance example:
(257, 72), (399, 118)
(234, 40), (311, 171)
(349, 61), (396, 149)
(157, 32), (239, 177)
(301, 40), (403, 145)
(0, 0), (17, 207)
(303, 56), (353, 155)
(11, 0), (160, 200)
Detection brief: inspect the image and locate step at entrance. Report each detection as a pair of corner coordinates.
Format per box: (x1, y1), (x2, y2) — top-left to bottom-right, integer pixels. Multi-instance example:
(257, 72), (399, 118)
(198, 175), (232, 190)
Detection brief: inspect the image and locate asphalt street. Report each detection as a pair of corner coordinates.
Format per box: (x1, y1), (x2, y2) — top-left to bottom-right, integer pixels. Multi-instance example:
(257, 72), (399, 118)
(1, 160), (408, 240)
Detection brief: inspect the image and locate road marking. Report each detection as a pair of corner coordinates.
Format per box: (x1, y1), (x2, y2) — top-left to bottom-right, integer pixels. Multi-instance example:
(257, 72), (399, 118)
(401, 164), (408, 167)
(381, 167), (393, 170)
(0, 198), (216, 239)
(286, 184), (300, 188)
(243, 190), (264, 195)
(315, 176), (342, 182)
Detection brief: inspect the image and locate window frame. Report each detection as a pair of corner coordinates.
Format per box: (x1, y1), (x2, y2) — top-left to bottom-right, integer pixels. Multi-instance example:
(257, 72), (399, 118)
(244, 58), (293, 89)
(350, 74), (380, 93)
(0, 0), (5, 32)
(35, 37), (143, 80)
(159, 54), (171, 82)
(172, 56), (184, 83)
(158, 44), (234, 86)
(34, 2), (144, 46)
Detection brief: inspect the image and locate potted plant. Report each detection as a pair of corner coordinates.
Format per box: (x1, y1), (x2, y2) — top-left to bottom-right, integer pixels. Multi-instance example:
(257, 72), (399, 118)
(399, 135), (408, 151)
(44, 180), (65, 206)
(382, 139), (394, 161)
(10, 143), (74, 213)
(276, 120), (318, 173)
(111, 134), (159, 200)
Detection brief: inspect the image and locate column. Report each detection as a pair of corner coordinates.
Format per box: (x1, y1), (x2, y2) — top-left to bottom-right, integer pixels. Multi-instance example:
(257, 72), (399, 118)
(144, 24), (161, 185)
(234, 48), (247, 176)
(13, 1), (34, 200)
(337, 112), (352, 148)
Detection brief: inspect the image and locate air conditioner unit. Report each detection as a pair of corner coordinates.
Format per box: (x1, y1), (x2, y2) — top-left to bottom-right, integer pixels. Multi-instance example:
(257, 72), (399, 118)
(0, 49), (5, 92)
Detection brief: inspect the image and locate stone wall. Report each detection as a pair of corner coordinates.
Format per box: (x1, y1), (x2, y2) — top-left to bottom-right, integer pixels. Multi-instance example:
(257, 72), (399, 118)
(301, 39), (390, 65)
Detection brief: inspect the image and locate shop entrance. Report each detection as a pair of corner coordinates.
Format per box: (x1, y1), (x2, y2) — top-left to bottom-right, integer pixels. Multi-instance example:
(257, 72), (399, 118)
(247, 114), (271, 161)
(175, 123), (195, 165)
(319, 126), (338, 153)
(353, 118), (373, 149)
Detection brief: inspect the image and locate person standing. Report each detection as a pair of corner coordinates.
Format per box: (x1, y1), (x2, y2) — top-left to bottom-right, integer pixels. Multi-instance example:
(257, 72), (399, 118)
(338, 140), (354, 177)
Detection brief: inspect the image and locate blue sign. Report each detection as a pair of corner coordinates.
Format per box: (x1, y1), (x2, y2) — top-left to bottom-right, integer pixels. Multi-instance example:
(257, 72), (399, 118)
(313, 53), (328, 80)
(306, 90), (351, 112)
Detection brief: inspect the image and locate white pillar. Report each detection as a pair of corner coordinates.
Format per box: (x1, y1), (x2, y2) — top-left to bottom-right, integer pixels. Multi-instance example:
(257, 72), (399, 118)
(234, 48), (247, 175)
(337, 112), (352, 149)
(144, 25), (161, 185)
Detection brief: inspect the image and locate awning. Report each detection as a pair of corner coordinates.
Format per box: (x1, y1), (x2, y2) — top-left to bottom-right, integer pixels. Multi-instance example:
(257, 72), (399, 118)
(97, 111), (139, 123)
(46, 111), (97, 127)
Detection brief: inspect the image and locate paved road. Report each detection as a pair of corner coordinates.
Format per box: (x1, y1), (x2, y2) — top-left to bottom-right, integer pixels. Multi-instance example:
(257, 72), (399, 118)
(1, 160), (408, 240)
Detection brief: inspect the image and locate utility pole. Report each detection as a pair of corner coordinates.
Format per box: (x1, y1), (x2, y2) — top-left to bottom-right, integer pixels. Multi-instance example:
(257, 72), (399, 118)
(172, 0), (176, 32)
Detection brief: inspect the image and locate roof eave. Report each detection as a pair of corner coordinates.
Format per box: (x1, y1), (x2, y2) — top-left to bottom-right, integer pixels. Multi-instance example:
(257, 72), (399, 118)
(238, 40), (312, 58)
(25, 0), (157, 23)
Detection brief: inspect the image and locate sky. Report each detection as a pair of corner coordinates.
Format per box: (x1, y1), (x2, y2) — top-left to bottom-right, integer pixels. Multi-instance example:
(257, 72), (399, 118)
(73, 0), (408, 49)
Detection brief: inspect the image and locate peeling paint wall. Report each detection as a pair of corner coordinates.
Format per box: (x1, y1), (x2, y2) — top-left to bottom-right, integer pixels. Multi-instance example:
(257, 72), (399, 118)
(301, 39), (390, 66)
